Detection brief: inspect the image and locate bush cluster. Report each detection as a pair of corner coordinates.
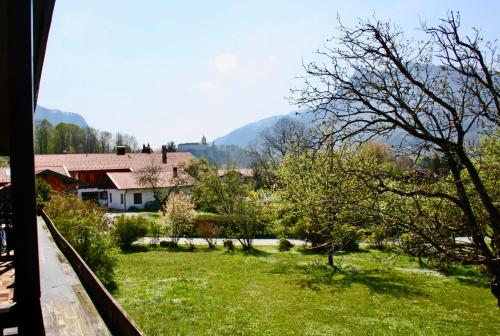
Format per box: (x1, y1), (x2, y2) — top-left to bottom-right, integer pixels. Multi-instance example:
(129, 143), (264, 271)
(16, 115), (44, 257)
(44, 194), (118, 289)
(278, 238), (294, 252)
(112, 215), (149, 249)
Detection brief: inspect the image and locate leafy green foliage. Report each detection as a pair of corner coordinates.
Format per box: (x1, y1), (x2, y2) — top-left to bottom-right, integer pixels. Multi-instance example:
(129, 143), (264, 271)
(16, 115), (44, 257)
(166, 141), (178, 152)
(278, 238), (293, 251)
(164, 194), (196, 245)
(191, 165), (268, 250)
(34, 119), (138, 154)
(44, 193), (118, 289)
(278, 147), (372, 260)
(112, 215), (149, 249)
(35, 177), (52, 209)
(144, 200), (161, 212)
(0, 156), (8, 167)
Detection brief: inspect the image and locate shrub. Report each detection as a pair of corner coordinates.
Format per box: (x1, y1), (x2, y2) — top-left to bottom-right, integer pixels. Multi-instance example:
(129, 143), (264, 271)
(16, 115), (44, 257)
(35, 177), (51, 210)
(45, 193), (118, 289)
(278, 238), (294, 252)
(194, 212), (227, 224)
(112, 215), (149, 249)
(149, 219), (163, 246)
(160, 240), (178, 248)
(195, 221), (220, 248)
(223, 239), (234, 251)
(144, 200), (160, 212)
(164, 194), (195, 245)
(128, 206), (140, 212)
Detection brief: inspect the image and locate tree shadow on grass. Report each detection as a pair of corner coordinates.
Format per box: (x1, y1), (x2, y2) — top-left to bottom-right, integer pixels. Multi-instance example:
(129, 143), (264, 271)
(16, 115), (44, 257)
(242, 247), (271, 257)
(296, 262), (426, 298)
(295, 247), (369, 257)
(121, 245), (150, 254)
(221, 247), (272, 257)
(440, 265), (490, 289)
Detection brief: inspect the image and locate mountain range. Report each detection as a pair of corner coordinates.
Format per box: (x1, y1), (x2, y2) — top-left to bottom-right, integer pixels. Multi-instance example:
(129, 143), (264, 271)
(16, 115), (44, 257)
(214, 64), (487, 149)
(214, 108), (483, 150)
(35, 105), (88, 128)
(214, 110), (315, 148)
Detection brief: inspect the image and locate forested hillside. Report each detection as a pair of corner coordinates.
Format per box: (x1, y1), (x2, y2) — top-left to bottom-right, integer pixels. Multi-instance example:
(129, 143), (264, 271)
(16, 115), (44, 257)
(34, 119), (139, 154)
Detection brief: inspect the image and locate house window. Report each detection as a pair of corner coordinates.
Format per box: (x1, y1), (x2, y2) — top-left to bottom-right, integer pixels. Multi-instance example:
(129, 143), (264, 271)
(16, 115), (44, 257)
(133, 193), (142, 204)
(120, 194), (124, 204)
(109, 192), (112, 203)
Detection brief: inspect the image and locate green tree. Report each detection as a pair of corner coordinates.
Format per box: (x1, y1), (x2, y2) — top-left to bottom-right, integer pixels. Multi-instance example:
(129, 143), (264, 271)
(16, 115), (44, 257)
(292, 12), (500, 304)
(166, 141), (178, 152)
(35, 177), (52, 210)
(182, 158), (211, 180)
(191, 165), (266, 250)
(164, 194), (196, 246)
(278, 146), (370, 265)
(35, 119), (53, 154)
(52, 123), (85, 153)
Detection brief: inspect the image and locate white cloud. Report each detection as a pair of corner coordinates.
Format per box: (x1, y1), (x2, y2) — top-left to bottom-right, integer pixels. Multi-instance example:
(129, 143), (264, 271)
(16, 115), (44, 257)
(214, 53), (237, 73)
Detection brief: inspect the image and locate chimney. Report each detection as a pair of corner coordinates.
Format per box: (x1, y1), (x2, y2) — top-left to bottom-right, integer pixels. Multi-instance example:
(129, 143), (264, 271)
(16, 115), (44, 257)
(173, 166), (178, 177)
(162, 145), (167, 163)
(116, 146), (126, 155)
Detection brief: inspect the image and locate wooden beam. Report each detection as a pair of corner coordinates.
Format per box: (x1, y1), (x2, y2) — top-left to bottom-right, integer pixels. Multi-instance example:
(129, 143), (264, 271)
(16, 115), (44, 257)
(7, 1), (44, 333)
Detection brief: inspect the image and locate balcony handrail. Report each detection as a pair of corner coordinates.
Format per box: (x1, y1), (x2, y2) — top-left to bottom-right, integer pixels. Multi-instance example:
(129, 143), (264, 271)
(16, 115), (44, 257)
(40, 210), (144, 336)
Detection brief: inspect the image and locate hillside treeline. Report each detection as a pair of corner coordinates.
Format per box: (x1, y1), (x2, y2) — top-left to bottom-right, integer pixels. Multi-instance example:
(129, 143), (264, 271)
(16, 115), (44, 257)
(35, 119), (139, 154)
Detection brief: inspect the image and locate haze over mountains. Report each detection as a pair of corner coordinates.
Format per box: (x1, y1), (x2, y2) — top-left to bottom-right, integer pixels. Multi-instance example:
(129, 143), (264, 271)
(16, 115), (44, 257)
(214, 64), (488, 149)
(35, 105), (88, 128)
(214, 110), (315, 148)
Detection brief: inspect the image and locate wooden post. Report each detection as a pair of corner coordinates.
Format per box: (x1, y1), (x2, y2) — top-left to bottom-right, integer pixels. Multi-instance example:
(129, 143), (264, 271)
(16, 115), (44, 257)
(7, 0), (45, 333)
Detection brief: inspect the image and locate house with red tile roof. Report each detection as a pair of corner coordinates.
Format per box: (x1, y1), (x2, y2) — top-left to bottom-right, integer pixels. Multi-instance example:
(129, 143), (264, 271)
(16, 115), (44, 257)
(34, 146), (196, 210)
(105, 169), (195, 210)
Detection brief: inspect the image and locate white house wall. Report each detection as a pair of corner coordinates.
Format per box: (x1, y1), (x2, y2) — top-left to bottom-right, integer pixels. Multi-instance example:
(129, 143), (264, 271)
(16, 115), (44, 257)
(106, 188), (155, 210)
(81, 187), (192, 211)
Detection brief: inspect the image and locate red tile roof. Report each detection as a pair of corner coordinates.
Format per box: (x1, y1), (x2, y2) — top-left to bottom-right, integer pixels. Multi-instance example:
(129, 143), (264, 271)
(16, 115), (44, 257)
(107, 169), (195, 190)
(34, 152), (196, 172)
(35, 165), (70, 177)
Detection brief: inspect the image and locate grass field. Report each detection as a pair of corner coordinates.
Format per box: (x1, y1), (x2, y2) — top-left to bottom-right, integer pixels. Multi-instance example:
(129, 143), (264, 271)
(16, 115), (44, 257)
(112, 245), (500, 336)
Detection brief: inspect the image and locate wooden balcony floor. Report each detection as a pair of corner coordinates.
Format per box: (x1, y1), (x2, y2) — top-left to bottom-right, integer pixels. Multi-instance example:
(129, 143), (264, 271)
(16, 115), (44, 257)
(38, 217), (110, 335)
(0, 260), (14, 307)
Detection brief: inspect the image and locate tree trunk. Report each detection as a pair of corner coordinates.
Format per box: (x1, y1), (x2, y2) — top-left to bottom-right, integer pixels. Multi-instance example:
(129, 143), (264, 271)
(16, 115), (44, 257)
(456, 148), (500, 232)
(327, 253), (334, 266)
(447, 155), (492, 257)
(489, 263), (500, 308)
(327, 240), (334, 266)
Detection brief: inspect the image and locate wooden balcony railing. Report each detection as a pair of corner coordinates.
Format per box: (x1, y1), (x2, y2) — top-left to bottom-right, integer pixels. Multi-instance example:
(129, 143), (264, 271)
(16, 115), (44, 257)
(40, 211), (144, 336)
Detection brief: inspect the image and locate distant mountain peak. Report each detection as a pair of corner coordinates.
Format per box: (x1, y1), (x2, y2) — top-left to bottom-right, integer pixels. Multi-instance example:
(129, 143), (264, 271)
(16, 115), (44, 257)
(35, 105), (88, 128)
(213, 110), (311, 148)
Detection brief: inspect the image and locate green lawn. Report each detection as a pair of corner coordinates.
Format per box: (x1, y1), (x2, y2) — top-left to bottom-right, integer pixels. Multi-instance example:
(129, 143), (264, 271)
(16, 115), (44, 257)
(113, 246), (500, 336)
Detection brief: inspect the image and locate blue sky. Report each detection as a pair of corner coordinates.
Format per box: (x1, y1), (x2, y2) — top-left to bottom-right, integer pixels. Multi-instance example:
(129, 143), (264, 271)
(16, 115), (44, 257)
(38, 0), (500, 148)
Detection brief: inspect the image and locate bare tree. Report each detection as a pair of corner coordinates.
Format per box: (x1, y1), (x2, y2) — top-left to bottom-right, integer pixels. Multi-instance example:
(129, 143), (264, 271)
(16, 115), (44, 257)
(292, 12), (500, 305)
(249, 117), (312, 188)
(135, 158), (192, 213)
